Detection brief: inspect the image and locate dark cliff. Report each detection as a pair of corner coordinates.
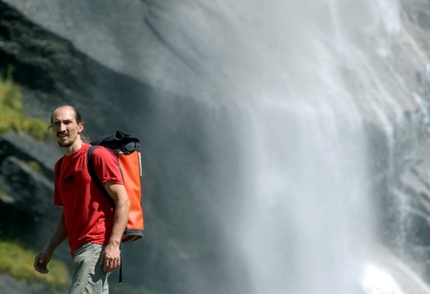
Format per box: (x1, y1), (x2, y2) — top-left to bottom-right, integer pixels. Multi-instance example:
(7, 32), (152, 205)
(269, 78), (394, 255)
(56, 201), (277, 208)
(0, 2), (230, 293)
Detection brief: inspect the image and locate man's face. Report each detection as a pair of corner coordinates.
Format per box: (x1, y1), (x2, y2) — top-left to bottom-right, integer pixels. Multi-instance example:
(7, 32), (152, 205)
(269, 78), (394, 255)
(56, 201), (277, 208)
(51, 107), (83, 148)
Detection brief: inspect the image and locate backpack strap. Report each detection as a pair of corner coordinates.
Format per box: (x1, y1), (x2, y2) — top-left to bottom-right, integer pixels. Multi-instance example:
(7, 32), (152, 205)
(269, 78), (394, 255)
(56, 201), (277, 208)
(119, 243), (123, 284)
(87, 145), (115, 206)
(87, 145), (105, 194)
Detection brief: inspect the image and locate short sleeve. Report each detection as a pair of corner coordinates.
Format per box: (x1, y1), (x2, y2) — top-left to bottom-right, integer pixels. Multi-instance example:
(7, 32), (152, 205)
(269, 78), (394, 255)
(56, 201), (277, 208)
(90, 147), (124, 186)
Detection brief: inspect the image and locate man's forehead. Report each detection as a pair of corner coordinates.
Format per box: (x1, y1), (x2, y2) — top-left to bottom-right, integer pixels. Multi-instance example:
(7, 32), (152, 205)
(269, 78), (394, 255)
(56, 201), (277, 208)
(53, 108), (75, 121)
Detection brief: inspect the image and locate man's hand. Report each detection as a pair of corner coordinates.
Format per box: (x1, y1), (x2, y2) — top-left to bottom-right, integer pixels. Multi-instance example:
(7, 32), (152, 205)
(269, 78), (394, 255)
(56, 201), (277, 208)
(100, 243), (121, 273)
(34, 249), (53, 274)
(33, 211), (67, 275)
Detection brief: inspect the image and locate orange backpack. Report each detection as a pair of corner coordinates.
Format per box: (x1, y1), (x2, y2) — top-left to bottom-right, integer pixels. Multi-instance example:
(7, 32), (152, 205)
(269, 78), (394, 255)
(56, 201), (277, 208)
(87, 130), (144, 243)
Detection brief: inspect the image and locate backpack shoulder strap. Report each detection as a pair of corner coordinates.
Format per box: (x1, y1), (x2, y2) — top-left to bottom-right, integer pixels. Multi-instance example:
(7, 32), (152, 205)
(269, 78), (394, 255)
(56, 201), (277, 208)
(87, 145), (114, 205)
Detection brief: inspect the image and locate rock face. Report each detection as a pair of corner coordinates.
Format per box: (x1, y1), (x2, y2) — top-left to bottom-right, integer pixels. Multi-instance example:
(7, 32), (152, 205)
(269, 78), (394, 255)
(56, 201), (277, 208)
(0, 133), (59, 243)
(0, 2), (204, 293)
(0, 1), (158, 136)
(3, 0), (430, 293)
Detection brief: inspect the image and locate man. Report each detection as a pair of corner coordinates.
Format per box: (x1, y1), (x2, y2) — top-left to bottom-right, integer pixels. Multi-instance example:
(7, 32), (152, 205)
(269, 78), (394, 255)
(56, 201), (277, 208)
(34, 105), (130, 293)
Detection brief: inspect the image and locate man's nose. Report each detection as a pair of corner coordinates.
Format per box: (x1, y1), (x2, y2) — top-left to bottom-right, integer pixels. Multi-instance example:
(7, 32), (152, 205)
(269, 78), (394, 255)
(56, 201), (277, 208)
(58, 123), (67, 132)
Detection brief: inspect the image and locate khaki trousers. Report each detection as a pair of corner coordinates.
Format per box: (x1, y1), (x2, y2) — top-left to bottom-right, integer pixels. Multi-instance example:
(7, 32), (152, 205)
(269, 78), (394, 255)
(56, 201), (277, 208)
(69, 243), (109, 294)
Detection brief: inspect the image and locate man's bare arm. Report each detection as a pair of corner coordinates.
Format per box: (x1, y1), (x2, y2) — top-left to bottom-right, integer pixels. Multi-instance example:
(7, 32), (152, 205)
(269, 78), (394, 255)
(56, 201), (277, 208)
(100, 183), (130, 273)
(34, 210), (67, 274)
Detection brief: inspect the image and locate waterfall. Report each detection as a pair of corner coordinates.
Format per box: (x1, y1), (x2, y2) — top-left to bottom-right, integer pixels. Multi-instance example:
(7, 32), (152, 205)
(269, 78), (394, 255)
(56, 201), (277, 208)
(230, 105), (369, 293)
(186, 0), (430, 293)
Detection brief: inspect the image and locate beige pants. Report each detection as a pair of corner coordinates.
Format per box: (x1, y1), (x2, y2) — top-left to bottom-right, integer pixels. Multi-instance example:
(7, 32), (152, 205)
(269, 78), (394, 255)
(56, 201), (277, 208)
(69, 243), (109, 294)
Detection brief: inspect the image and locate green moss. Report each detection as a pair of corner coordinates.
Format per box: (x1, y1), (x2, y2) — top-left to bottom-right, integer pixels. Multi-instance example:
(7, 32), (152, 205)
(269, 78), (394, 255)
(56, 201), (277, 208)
(27, 160), (42, 173)
(0, 239), (70, 291)
(26, 118), (51, 141)
(0, 68), (50, 141)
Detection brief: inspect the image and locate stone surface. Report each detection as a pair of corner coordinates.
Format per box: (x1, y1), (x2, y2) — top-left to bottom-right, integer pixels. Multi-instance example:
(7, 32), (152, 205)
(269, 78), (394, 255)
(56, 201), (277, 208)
(0, 1), (157, 136)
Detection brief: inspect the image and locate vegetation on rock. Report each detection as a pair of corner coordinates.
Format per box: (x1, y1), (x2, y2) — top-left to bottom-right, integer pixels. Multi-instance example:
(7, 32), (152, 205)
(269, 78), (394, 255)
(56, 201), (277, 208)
(0, 67), (49, 141)
(0, 239), (69, 291)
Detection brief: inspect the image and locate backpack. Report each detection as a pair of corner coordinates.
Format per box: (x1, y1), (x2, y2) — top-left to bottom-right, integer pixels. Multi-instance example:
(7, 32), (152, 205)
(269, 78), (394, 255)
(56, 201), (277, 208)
(87, 130), (145, 243)
(56, 130), (145, 243)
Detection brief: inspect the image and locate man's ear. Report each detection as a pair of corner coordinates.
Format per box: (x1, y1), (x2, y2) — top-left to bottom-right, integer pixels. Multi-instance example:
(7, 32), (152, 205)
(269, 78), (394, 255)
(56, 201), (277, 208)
(78, 123), (84, 134)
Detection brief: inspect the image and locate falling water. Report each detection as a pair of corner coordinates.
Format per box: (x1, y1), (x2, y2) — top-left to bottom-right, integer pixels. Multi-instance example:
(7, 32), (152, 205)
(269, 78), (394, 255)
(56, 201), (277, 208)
(191, 0), (430, 293)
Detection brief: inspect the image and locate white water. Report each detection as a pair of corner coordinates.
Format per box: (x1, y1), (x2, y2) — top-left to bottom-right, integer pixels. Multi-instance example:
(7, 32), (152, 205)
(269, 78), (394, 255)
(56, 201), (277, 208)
(233, 104), (371, 293)
(201, 0), (430, 293)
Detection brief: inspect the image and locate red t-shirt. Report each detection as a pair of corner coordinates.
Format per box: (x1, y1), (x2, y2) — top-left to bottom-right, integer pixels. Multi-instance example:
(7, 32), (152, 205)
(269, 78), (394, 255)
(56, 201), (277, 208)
(54, 144), (124, 257)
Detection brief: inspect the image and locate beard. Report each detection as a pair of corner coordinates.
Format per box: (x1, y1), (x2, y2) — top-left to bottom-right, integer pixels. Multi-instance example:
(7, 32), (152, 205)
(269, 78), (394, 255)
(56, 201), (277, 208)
(57, 141), (74, 147)
(56, 131), (75, 147)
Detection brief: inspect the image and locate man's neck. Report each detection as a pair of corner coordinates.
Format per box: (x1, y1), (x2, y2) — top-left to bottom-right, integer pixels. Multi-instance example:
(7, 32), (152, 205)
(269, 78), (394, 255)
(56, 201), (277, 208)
(63, 140), (85, 156)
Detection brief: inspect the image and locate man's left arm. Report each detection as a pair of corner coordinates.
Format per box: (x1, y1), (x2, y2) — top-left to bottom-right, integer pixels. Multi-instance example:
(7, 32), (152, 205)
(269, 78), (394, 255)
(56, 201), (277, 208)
(100, 183), (130, 273)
